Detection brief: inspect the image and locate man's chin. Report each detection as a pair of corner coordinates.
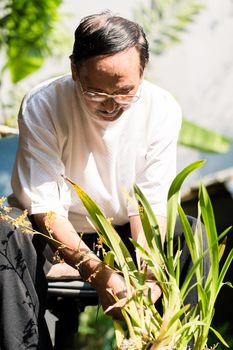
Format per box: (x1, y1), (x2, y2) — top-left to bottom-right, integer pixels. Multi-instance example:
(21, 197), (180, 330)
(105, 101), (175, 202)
(100, 115), (121, 122)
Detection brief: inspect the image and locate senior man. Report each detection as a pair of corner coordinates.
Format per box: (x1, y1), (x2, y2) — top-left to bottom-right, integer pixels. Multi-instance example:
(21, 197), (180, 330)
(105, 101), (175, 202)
(0, 11), (201, 350)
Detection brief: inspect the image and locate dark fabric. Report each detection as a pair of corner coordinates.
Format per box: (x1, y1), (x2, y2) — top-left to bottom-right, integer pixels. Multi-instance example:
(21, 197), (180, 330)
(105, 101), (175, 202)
(172, 215), (210, 307)
(0, 208), (53, 350)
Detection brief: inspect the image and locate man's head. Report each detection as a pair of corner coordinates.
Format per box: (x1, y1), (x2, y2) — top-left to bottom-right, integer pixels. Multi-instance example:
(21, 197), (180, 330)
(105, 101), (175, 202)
(71, 12), (149, 122)
(71, 11), (149, 75)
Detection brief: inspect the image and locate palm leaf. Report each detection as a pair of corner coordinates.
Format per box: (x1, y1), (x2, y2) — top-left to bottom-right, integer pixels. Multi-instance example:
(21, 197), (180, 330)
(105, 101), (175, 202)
(179, 119), (232, 153)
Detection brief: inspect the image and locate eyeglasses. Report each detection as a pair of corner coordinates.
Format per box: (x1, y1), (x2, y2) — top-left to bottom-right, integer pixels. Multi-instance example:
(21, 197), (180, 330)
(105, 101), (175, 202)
(79, 81), (140, 105)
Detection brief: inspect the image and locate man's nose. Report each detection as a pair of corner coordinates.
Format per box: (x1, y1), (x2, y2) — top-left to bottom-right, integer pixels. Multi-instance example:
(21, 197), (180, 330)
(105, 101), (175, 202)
(102, 98), (117, 111)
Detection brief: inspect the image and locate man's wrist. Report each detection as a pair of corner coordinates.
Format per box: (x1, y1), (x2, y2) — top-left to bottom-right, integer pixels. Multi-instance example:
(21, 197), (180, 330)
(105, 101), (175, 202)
(75, 250), (109, 285)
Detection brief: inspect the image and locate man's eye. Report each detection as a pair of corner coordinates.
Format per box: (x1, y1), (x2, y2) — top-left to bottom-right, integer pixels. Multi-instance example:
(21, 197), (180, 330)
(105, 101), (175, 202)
(119, 90), (133, 95)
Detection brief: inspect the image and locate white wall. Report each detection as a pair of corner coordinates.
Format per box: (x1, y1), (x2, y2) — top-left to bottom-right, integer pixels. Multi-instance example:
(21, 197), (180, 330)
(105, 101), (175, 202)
(148, 0), (233, 181)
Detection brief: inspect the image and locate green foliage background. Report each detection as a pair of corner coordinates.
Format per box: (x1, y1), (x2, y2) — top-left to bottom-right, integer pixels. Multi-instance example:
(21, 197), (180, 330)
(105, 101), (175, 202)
(78, 305), (116, 350)
(134, 0), (205, 55)
(0, 0), (63, 83)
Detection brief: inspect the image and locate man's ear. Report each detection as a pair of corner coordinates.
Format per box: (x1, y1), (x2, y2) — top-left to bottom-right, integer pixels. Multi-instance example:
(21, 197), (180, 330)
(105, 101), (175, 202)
(70, 61), (78, 81)
(139, 70), (145, 84)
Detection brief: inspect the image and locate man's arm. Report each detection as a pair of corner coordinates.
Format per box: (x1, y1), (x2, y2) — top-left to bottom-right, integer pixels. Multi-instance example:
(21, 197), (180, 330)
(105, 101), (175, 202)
(130, 214), (166, 246)
(34, 213), (126, 318)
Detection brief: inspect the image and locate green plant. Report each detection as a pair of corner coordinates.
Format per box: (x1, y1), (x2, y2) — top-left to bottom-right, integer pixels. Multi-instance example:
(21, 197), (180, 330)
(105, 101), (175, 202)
(1, 160), (232, 348)
(0, 0), (64, 83)
(65, 160), (233, 349)
(0, 0), (71, 127)
(178, 120), (231, 153)
(78, 305), (116, 350)
(207, 322), (233, 350)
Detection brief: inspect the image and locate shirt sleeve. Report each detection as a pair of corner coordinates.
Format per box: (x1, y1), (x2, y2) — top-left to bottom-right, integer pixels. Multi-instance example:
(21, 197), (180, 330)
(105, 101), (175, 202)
(127, 91), (182, 218)
(11, 92), (71, 217)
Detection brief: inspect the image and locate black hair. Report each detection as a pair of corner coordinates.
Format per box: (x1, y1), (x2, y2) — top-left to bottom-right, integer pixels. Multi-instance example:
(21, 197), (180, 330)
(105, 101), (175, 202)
(71, 11), (149, 75)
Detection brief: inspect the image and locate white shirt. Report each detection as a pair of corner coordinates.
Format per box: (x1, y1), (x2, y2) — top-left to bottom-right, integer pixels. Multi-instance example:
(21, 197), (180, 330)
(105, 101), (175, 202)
(10, 75), (182, 232)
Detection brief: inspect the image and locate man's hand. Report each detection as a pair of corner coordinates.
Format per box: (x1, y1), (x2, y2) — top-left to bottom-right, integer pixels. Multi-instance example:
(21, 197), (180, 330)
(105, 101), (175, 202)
(89, 264), (127, 319)
(130, 215), (164, 304)
(90, 262), (162, 319)
(145, 280), (162, 304)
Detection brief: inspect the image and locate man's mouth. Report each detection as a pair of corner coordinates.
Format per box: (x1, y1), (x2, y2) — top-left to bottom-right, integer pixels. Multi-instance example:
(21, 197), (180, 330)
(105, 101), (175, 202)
(97, 108), (121, 121)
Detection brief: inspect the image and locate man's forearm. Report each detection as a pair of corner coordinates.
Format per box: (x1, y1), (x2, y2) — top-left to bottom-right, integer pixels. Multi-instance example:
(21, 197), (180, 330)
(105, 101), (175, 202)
(129, 214), (166, 249)
(33, 213), (104, 285)
(33, 212), (127, 318)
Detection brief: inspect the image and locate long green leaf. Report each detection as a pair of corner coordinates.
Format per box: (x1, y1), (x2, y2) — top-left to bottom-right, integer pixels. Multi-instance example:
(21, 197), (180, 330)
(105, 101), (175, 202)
(134, 184), (164, 254)
(168, 160), (206, 201)
(177, 204), (203, 285)
(217, 248), (233, 295)
(96, 215), (135, 268)
(179, 251), (208, 300)
(166, 160), (205, 274)
(209, 326), (229, 347)
(166, 304), (190, 329)
(113, 320), (125, 349)
(130, 239), (168, 287)
(199, 184), (219, 297)
(179, 119), (232, 153)
(65, 176), (136, 271)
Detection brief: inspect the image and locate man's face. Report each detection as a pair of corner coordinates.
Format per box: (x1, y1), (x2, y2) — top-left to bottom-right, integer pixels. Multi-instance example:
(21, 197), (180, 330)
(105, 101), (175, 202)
(72, 47), (142, 122)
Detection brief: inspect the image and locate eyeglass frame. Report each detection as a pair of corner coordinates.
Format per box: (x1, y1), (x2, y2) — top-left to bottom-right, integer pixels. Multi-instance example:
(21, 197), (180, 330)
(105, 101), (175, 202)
(78, 78), (141, 105)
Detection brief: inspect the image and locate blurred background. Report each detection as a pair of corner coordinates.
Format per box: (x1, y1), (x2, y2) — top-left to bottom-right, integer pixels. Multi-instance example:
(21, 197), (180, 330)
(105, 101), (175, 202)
(0, 0), (232, 348)
(1, 0), (233, 182)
